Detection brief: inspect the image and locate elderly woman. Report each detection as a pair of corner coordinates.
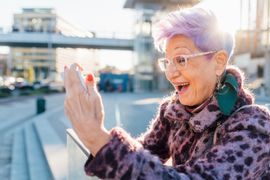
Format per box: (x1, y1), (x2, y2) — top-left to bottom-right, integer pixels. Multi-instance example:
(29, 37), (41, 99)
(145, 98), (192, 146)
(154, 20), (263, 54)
(64, 6), (270, 179)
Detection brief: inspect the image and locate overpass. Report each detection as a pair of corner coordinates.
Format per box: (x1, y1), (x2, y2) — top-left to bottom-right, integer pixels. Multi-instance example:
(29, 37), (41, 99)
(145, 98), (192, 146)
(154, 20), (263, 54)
(0, 32), (134, 50)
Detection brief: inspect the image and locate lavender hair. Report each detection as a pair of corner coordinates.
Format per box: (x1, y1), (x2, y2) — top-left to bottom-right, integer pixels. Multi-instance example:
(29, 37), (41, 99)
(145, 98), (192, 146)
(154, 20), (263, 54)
(153, 7), (235, 59)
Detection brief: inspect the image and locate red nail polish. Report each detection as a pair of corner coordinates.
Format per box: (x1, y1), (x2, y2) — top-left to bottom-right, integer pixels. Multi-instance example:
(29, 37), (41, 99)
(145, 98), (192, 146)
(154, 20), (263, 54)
(86, 73), (94, 82)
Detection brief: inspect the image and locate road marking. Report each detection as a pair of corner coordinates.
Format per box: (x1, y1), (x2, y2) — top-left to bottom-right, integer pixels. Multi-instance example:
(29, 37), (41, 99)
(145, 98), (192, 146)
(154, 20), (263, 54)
(115, 104), (121, 127)
(132, 98), (162, 105)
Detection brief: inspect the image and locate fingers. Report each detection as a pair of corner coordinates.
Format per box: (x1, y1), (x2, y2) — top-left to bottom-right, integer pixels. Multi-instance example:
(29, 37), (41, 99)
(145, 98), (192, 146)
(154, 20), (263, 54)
(70, 63), (83, 71)
(64, 63), (85, 96)
(69, 64), (83, 86)
(85, 73), (96, 95)
(85, 73), (104, 120)
(64, 66), (105, 123)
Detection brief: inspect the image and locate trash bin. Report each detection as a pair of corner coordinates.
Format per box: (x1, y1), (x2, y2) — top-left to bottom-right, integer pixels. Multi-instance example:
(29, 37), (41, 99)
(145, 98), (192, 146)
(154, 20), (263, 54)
(36, 97), (46, 114)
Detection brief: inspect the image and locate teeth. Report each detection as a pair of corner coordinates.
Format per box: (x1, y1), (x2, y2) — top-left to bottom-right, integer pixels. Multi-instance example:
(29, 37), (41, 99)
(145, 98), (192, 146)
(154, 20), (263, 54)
(179, 82), (189, 86)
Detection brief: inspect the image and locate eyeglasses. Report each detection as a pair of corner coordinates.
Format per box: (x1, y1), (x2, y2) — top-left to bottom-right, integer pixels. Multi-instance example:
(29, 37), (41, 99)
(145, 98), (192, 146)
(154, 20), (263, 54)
(158, 51), (217, 71)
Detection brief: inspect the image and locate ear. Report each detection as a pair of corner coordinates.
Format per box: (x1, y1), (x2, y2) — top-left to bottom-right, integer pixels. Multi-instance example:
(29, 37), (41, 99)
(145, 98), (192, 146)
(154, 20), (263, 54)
(214, 50), (228, 76)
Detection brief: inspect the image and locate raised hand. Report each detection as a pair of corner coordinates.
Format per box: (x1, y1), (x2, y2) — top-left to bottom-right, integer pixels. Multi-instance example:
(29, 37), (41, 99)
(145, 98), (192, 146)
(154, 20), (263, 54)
(64, 63), (110, 156)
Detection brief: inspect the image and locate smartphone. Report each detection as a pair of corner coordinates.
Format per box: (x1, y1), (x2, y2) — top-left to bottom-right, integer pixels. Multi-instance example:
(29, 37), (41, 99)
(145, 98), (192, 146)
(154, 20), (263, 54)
(61, 68), (87, 90)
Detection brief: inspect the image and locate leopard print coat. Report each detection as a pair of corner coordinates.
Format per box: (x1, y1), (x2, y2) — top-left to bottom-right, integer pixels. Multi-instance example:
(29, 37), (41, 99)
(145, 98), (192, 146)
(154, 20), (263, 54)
(84, 66), (270, 180)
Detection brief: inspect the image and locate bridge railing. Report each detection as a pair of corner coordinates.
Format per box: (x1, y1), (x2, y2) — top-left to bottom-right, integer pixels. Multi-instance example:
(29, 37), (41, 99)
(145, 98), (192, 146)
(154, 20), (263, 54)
(91, 31), (134, 39)
(0, 32), (134, 50)
(0, 30), (134, 39)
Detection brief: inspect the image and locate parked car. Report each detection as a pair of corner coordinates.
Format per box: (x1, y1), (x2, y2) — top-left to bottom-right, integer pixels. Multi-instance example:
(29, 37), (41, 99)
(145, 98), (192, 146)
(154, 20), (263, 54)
(14, 78), (34, 95)
(0, 77), (4, 87)
(48, 81), (65, 92)
(0, 86), (13, 98)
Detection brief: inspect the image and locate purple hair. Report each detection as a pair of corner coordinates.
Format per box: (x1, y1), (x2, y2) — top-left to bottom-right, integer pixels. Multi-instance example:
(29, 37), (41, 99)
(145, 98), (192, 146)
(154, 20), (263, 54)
(153, 7), (235, 59)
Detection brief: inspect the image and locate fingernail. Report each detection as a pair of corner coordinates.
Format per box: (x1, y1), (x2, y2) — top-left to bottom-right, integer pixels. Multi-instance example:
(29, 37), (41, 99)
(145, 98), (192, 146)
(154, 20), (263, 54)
(86, 73), (94, 82)
(64, 65), (67, 69)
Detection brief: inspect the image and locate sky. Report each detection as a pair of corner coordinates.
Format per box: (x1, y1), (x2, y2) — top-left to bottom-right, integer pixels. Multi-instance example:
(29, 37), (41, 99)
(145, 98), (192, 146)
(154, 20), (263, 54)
(0, 0), (136, 32)
(0, 0), (136, 70)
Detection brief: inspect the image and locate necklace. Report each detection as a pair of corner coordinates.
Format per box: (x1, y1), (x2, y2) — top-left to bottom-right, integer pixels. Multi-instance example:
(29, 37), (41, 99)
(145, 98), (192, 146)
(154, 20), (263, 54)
(185, 96), (213, 114)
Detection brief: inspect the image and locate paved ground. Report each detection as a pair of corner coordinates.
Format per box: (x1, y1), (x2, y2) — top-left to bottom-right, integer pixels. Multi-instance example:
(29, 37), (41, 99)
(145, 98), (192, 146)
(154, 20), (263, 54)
(101, 92), (168, 136)
(0, 92), (168, 137)
(0, 92), (269, 137)
(0, 93), (65, 135)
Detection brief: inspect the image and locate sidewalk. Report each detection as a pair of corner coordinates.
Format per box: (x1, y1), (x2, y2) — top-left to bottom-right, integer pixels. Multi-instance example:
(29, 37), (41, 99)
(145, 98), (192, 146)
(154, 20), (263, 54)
(254, 94), (270, 104)
(0, 95), (35, 104)
(0, 93), (63, 105)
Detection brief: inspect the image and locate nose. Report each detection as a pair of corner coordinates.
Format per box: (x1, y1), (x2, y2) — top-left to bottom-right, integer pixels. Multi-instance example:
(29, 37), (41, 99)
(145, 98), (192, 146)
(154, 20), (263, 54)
(165, 64), (181, 80)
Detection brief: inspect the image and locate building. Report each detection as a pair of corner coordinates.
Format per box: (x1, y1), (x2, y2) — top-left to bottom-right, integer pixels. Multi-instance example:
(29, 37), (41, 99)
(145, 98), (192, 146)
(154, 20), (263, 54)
(232, 0), (270, 94)
(11, 8), (100, 82)
(124, 0), (199, 92)
(125, 0), (270, 94)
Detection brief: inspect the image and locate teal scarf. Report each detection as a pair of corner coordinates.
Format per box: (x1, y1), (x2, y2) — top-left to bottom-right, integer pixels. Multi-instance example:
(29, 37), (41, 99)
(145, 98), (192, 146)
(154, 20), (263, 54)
(215, 72), (239, 116)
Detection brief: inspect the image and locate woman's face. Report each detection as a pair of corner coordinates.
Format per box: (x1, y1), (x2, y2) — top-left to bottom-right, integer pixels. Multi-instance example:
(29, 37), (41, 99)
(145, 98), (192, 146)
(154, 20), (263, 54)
(165, 35), (218, 106)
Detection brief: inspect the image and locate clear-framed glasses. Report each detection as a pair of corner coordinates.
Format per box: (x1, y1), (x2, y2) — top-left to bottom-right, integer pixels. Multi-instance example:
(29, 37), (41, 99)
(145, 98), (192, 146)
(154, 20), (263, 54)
(158, 50), (217, 71)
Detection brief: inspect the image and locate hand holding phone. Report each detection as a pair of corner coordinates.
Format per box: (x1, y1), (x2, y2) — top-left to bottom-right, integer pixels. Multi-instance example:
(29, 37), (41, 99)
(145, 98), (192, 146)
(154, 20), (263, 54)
(61, 64), (87, 91)
(63, 64), (108, 157)
(76, 69), (87, 90)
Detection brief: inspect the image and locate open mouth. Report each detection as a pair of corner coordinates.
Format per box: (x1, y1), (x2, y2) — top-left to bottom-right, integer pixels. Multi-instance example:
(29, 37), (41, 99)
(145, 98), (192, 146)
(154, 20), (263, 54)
(176, 82), (190, 94)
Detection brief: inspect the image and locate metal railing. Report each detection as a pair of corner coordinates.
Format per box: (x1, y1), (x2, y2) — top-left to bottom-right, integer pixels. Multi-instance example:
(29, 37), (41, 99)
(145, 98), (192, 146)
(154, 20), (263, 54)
(66, 129), (98, 180)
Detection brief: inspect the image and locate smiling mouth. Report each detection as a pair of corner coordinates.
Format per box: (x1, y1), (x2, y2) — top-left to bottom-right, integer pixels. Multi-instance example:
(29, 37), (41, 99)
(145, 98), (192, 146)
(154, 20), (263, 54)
(176, 83), (190, 94)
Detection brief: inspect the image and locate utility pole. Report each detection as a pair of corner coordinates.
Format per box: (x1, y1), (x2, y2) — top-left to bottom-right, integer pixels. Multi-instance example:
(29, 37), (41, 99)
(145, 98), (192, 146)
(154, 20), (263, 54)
(47, 20), (53, 81)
